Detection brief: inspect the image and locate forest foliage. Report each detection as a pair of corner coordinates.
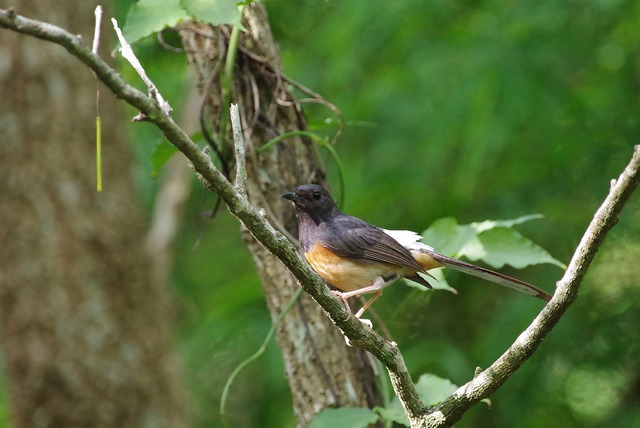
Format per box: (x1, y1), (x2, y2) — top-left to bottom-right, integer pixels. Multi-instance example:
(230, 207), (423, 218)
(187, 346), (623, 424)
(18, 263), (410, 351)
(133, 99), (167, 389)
(7, 1), (636, 427)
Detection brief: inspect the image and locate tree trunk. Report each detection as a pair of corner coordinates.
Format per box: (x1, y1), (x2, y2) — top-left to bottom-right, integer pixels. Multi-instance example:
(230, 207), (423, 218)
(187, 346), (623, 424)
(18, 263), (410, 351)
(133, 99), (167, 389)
(0, 1), (188, 426)
(179, 3), (381, 426)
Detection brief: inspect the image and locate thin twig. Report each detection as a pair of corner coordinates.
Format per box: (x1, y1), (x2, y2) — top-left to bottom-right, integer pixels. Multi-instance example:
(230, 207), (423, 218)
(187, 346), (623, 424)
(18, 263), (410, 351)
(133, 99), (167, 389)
(91, 6), (102, 54)
(93, 6), (103, 192)
(156, 29), (185, 53)
(230, 103), (247, 196)
(110, 17), (172, 118)
(296, 97), (345, 146)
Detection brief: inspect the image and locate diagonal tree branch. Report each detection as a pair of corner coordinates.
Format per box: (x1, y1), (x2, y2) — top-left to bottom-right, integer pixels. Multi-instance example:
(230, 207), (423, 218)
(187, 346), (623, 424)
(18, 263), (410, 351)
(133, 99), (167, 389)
(0, 7), (424, 418)
(3, 8), (639, 427)
(425, 145), (640, 427)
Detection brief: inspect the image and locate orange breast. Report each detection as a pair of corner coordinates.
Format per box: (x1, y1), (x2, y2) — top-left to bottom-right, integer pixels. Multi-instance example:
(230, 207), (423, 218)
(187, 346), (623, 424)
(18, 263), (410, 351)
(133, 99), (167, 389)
(304, 243), (415, 292)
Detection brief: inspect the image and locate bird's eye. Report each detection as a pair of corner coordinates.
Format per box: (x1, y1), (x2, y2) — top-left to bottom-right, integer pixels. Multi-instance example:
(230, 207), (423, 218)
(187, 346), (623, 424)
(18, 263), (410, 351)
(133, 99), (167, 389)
(313, 191), (322, 200)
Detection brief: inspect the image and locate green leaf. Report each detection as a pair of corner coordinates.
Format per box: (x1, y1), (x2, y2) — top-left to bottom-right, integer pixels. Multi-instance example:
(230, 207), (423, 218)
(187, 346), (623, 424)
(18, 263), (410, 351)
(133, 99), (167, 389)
(472, 227), (566, 269)
(123, 0), (190, 44)
(421, 215), (565, 269)
(181, 0), (241, 26)
(470, 214), (544, 233)
(310, 407), (379, 428)
(375, 400), (410, 427)
(414, 373), (458, 405)
(421, 217), (476, 257)
(150, 139), (178, 177)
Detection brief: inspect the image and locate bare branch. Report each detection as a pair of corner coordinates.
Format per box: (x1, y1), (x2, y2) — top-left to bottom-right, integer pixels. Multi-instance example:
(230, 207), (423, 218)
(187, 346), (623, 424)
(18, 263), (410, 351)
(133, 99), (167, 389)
(0, 7), (424, 417)
(91, 6), (102, 55)
(424, 145), (640, 427)
(230, 103), (247, 196)
(111, 17), (172, 118)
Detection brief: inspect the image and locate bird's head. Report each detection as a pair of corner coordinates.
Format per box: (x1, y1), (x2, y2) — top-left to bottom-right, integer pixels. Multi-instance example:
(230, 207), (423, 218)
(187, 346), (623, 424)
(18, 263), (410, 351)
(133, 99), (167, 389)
(281, 184), (338, 222)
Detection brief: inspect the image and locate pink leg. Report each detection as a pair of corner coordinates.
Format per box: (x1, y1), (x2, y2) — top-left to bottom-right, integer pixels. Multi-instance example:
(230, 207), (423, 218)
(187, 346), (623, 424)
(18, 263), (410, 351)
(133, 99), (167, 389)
(355, 290), (382, 319)
(332, 277), (388, 320)
(334, 276), (387, 300)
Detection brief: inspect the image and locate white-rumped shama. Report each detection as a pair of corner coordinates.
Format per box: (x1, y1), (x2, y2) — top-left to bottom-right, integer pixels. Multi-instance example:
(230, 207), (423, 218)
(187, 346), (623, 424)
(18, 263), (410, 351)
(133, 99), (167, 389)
(282, 184), (552, 318)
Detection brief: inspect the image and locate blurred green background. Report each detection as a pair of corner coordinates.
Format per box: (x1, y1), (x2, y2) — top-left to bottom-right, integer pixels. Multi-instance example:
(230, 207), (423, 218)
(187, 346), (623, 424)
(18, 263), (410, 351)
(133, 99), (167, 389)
(34, 1), (640, 427)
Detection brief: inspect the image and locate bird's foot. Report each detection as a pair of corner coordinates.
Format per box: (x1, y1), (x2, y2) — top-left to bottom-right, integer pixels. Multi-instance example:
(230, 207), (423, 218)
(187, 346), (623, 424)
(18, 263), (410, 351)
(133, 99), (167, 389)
(343, 318), (373, 347)
(359, 318), (373, 330)
(332, 289), (348, 301)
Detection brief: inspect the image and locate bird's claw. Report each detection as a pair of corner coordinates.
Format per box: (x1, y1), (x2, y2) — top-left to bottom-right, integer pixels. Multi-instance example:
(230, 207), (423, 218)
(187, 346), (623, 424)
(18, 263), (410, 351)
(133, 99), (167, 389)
(332, 290), (348, 301)
(343, 318), (373, 347)
(359, 318), (373, 330)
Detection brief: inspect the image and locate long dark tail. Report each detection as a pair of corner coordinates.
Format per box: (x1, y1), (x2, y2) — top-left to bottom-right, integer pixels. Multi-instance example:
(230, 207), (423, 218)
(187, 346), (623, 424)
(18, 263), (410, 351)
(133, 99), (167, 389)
(426, 250), (552, 302)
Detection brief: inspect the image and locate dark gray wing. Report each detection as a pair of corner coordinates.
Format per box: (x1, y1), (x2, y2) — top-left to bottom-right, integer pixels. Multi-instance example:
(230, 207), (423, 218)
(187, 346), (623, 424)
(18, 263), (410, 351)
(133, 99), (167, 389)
(321, 214), (424, 272)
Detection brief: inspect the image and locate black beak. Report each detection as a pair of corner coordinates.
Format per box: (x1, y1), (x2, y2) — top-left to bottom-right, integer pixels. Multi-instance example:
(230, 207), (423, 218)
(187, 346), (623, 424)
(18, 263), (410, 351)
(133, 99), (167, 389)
(281, 191), (303, 204)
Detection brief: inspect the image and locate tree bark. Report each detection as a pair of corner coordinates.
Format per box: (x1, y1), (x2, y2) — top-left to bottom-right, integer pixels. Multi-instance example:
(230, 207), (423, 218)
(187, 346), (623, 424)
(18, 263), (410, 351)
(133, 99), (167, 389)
(0, 1), (188, 426)
(179, 3), (381, 425)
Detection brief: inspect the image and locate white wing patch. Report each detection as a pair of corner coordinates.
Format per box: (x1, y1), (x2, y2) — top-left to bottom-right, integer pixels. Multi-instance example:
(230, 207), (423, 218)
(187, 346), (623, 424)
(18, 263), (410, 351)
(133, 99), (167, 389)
(382, 229), (434, 252)
(382, 229), (551, 301)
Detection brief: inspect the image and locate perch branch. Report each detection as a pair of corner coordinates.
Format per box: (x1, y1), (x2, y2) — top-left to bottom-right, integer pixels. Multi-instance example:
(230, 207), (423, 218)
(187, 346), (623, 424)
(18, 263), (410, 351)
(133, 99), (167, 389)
(0, 8), (424, 419)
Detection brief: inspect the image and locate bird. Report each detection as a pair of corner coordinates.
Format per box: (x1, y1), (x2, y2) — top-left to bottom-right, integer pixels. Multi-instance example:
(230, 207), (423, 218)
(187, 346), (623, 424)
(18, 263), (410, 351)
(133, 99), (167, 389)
(282, 184), (552, 319)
